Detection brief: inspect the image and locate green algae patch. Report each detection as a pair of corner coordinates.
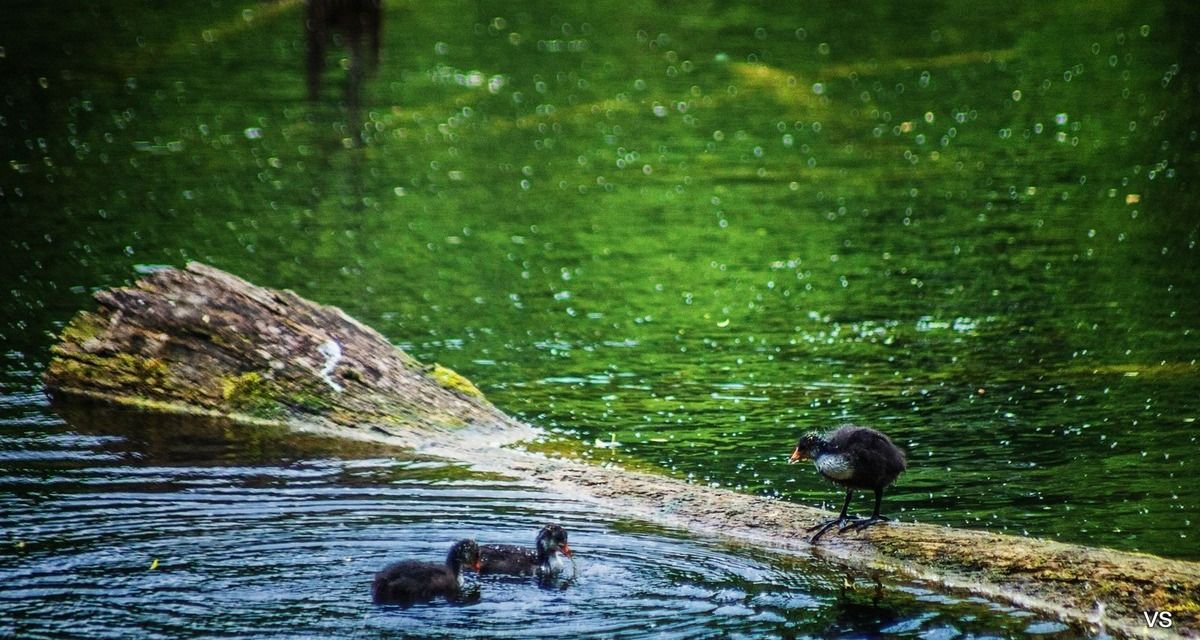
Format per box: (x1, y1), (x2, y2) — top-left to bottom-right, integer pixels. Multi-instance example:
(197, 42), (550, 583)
(58, 311), (108, 345)
(221, 371), (267, 402)
(430, 363), (483, 398)
(217, 371), (285, 419)
(48, 352), (172, 393)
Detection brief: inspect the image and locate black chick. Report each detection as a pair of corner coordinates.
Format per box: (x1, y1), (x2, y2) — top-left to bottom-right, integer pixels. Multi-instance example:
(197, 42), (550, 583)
(478, 524), (572, 576)
(790, 426), (907, 542)
(372, 539), (481, 604)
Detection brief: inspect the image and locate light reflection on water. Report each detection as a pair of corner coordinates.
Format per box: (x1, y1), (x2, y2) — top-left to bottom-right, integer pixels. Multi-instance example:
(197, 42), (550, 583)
(2, 0), (1198, 560)
(2, 0), (1198, 635)
(0, 401), (1081, 639)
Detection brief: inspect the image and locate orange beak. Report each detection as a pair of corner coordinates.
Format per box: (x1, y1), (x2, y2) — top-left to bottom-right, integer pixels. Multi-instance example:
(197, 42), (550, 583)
(559, 544), (572, 558)
(789, 446), (806, 464)
(473, 560), (482, 571)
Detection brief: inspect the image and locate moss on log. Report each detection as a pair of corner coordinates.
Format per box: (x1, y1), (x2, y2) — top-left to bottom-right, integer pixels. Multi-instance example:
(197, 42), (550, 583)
(44, 263), (1199, 639)
(45, 263), (530, 447)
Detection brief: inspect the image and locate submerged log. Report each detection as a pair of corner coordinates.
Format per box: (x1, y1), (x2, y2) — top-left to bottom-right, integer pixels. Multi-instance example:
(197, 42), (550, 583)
(45, 263), (1198, 639)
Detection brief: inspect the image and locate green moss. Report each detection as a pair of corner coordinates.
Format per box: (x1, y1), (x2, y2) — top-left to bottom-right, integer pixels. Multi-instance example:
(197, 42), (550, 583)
(48, 352), (171, 391)
(430, 363), (483, 398)
(221, 371), (341, 419)
(49, 387), (289, 431)
(280, 388), (334, 413)
(221, 371), (266, 401)
(218, 371), (287, 418)
(58, 312), (107, 345)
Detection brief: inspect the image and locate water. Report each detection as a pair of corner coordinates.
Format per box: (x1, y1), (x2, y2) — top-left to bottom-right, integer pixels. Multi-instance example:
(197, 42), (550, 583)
(1, 407), (1072, 639)
(2, 0), (1198, 635)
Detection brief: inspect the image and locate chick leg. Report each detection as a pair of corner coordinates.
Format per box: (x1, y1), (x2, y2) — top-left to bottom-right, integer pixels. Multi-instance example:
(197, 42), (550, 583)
(808, 488), (860, 542)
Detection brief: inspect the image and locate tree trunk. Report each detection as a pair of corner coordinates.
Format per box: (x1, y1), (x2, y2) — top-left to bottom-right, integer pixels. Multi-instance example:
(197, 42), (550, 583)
(44, 262), (1198, 639)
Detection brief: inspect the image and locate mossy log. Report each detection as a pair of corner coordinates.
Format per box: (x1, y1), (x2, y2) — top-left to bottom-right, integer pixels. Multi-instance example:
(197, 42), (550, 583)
(44, 263), (1198, 639)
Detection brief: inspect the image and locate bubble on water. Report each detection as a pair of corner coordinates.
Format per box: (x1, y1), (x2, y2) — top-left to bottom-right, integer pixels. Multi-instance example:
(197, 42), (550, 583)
(811, 83), (824, 95)
(1011, 89), (1022, 101)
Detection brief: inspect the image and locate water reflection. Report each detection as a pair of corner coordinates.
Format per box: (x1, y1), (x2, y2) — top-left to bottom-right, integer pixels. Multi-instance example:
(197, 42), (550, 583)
(1, 1), (1197, 634)
(305, 0), (383, 150)
(0, 403), (1083, 638)
(304, 0), (383, 104)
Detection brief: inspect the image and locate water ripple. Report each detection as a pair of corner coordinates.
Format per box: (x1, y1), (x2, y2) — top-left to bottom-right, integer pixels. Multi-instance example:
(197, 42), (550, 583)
(0, 429), (1083, 639)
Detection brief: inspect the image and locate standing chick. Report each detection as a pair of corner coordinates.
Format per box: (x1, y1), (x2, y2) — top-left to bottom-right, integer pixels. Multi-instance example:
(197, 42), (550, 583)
(790, 426), (906, 542)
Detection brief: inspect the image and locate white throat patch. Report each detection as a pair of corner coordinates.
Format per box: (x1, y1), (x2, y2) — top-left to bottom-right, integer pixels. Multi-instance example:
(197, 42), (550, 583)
(814, 453), (853, 480)
(544, 552), (566, 574)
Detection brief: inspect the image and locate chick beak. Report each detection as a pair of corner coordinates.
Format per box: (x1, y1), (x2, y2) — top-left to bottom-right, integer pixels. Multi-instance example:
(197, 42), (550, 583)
(788, 446), (805, 464)
(559, 543), (572, 558)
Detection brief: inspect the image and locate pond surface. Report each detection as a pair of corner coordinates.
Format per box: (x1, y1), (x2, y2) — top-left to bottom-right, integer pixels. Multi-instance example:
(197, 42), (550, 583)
(0, 405), (1076, 639)
(1, 0), (1198, 635)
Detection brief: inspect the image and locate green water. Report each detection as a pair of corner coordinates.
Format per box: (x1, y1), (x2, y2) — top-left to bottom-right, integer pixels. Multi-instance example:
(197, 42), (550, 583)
(3, 0), (1198, 564)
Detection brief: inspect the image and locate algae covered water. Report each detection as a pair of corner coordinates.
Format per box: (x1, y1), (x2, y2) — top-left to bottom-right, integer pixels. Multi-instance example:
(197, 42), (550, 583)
(1, 0), (1198, 636)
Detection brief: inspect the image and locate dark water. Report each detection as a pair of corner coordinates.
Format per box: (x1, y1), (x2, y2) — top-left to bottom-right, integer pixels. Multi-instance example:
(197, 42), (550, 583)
(0, 404), (1075, 639)
(2, 0), (1198, 635)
